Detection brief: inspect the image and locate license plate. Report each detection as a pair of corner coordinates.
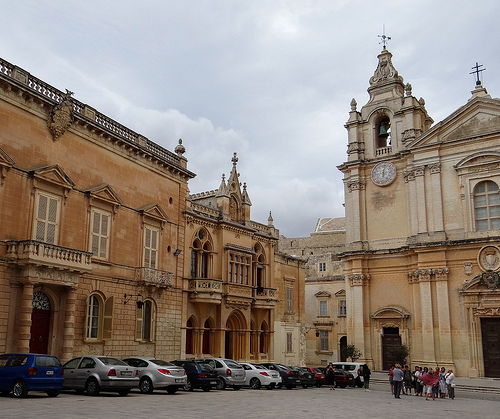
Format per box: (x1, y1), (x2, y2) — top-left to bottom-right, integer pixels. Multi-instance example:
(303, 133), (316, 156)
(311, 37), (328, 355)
(121, 371), (132, 376)
(210, 381), (217, 385)
(175, 378), (184, 383)
(46, 370), (54, 376)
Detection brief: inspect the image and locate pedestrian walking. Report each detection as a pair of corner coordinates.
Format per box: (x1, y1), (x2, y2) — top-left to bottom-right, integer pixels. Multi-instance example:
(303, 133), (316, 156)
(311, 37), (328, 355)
(392, 364), (404, 399)
(362, 364), (371, 392)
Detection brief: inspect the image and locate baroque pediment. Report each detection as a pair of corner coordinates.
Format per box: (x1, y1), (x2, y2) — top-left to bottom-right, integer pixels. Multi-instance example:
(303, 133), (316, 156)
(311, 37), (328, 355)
(29, 164), (75, 189)
(408, 97), (500, 148)
(84, 184), (123, 209)
(315, 290), (331, 298)
(138, 203), (168, 223)
(454, 151), (500, 173)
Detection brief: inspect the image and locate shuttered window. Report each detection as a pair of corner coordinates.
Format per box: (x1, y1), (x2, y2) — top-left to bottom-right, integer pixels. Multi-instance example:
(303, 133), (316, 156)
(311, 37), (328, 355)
(143, 226), (159, 269)
(90, 209), (111, 259)
(34, 192), (60, 244)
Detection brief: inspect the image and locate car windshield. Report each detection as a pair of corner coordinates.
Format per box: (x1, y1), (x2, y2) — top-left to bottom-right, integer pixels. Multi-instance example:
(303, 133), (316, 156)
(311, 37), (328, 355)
(150, 359), (174, 367)
(98, 357), (129, 366)
(313, 368), (322, 373)
(199, 363), (215, 372)
(35, 356), (61, 367)
(224, 360), (242, 369)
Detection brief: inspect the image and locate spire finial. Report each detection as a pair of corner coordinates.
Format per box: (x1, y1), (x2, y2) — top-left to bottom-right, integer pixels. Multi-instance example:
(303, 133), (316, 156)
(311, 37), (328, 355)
(378, 25), (391, 50)
(470, 62), (485, 86)
(232, 152), (238, 167)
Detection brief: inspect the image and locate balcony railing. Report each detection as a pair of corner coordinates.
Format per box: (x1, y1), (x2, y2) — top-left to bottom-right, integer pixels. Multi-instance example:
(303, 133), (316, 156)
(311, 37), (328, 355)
(135, 267), (173, 287)
(253, 287), (277, 299)
(189, 278), (223, 292)
(5, 240), (92, 272)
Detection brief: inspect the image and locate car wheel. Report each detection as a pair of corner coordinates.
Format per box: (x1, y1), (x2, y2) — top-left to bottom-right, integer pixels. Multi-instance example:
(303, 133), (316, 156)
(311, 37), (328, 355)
(85, 378), (100, 396)
(216, 378), (226, 390)
(12, 380), (28, 398)
(140, 377), (154, 394)
(166, 386), (177, 395)
(118, 389), (130, 396)
(202, 386), (211, 392)
(183, 380), (193, 392)
(47, 390), (61, 397)
(250, 378), (261, 390)
(233, 385), (242, 391)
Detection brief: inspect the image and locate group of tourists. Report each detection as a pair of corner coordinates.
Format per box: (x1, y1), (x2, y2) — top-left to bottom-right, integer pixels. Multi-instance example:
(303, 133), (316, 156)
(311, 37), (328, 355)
(389, 364), (456, 400)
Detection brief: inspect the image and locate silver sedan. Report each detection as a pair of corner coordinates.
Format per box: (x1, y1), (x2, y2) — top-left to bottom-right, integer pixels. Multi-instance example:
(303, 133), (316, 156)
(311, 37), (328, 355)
(123, 357), (187, 394)
(63, 356), (139, 396)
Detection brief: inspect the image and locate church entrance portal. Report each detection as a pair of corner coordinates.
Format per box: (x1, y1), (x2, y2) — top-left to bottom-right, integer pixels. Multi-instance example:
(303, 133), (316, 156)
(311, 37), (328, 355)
(481, 318), (500, 377)
(382, 327), (401, 370)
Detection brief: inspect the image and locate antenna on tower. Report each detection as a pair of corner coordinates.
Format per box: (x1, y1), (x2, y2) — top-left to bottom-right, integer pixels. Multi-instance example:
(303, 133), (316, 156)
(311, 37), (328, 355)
(378, 24), (391, 50)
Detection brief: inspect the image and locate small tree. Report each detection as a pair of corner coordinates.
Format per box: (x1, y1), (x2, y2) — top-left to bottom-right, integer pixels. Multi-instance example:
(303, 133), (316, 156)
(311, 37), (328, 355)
(341, 344), (362, 361)
(388, 344), (410, 364)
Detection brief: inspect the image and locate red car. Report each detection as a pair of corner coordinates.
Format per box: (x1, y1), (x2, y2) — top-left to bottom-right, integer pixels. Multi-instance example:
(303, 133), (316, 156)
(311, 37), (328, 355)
(301, 366), (326, 387)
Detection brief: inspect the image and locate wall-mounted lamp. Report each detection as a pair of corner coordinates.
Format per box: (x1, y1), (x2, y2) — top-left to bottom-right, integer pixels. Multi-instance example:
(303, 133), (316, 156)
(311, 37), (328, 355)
(124, 293), (143, 306)
(304, 326), (320, 337)
(173, 249), (182, 256)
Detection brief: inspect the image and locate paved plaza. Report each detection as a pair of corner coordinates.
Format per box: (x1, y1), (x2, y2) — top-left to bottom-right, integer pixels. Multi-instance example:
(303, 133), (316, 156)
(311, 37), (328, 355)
(2, 377), (499, 419)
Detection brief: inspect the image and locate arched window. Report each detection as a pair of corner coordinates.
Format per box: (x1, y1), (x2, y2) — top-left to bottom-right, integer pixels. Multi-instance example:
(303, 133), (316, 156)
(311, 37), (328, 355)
(253, 243), (266, 289)
(375, 116), (391, 149)
(85, 293), (114, 341)
(136, 299), (155, 341)
(186, 318), (194, 355)
(202, 318), (213, 355)
(191, 229), (213, 279)
(474, 181), (500, 230)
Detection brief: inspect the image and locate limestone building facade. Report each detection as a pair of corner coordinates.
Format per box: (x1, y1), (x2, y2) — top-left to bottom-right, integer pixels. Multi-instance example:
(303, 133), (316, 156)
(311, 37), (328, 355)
(0, 56), (305, 365)
(338, 47), (500, 377)
(280, 217), (346, 366)
(183, 154), (305, 365)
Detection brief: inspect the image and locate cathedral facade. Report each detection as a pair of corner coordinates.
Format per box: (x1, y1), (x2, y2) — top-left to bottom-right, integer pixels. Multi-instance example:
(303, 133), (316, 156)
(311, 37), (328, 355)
(338, 47), (500, 377)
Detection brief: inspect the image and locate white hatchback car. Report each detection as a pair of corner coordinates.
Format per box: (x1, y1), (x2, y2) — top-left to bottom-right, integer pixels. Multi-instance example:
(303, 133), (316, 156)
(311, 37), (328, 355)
(240, 363), (282, 389)
(332, 362), (365, 387)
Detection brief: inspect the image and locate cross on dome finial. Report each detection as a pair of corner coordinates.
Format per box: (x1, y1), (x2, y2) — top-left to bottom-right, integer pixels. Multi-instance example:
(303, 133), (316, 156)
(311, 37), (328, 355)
(232, 152), (238, 167)
(378, 25), (391, 50)
(470, 62), (485, 86)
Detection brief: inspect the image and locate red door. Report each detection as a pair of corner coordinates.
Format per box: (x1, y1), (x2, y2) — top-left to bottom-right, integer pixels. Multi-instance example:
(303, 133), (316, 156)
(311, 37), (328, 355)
(30, 308), (51, 354)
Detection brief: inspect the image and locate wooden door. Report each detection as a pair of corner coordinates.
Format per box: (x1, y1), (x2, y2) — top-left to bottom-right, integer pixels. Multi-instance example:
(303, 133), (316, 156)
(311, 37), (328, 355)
(481, 318), (500, 378)
(30, 308), (50, 354)
(382, 329), (401, 370)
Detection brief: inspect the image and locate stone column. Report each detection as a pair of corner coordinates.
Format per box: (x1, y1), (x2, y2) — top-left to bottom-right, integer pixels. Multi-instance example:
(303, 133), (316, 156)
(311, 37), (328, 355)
(434, 268), (453, 364)
(414, 167), (428, 234)
(62, 287), (77, 362)
(348, 273), (369, 360)
(17, 282), (34, 353)
(429, 164), (444, 232)
(418, 270), (436, 364)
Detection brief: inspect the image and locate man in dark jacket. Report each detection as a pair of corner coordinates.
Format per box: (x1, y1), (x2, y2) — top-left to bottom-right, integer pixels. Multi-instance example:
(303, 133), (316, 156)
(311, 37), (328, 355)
(362, 364), (371, 392)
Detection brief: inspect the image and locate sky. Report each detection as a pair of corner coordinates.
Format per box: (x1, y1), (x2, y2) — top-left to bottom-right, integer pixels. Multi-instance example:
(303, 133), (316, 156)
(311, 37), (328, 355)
(2, 1), (499, 238)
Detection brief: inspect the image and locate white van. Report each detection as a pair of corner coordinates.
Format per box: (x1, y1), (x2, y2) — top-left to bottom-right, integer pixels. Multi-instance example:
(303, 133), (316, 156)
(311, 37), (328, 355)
(332, 362), (365, 387)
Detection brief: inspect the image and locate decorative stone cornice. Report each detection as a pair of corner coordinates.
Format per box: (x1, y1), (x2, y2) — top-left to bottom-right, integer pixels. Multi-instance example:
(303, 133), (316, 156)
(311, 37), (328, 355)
(347, 180), (366, 192)
(347, 142), (365, 155)
(348, 273), (370, 286)
(407, 267), (449, 283)
(473, 307), (500, 317)
(429, 163), (441, 174)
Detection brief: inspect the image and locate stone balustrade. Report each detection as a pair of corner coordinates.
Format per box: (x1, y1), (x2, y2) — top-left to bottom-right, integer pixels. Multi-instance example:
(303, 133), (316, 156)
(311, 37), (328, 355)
(6, 240), (92, 272)
(135, 267), (174, 287)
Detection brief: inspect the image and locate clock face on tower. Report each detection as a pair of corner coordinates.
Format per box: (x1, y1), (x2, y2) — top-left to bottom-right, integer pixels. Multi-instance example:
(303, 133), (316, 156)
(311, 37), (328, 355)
(371, 161), (397, 186)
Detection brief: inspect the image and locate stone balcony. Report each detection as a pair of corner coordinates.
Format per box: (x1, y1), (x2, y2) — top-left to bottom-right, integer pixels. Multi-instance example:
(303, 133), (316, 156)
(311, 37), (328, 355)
(188, 278), (223, 303)
(252, 287), (277, 309)
(135, 267), (174, 288)
(5, 240), (92, 273)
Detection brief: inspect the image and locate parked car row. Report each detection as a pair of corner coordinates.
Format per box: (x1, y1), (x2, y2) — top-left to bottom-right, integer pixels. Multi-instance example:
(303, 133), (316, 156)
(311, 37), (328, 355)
(0, 353), (359, 398)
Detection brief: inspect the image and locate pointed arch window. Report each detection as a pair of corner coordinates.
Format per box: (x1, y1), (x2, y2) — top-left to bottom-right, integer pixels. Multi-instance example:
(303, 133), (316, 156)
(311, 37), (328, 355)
(474, 180), (500, 230)
(191, 229), (213, 279)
